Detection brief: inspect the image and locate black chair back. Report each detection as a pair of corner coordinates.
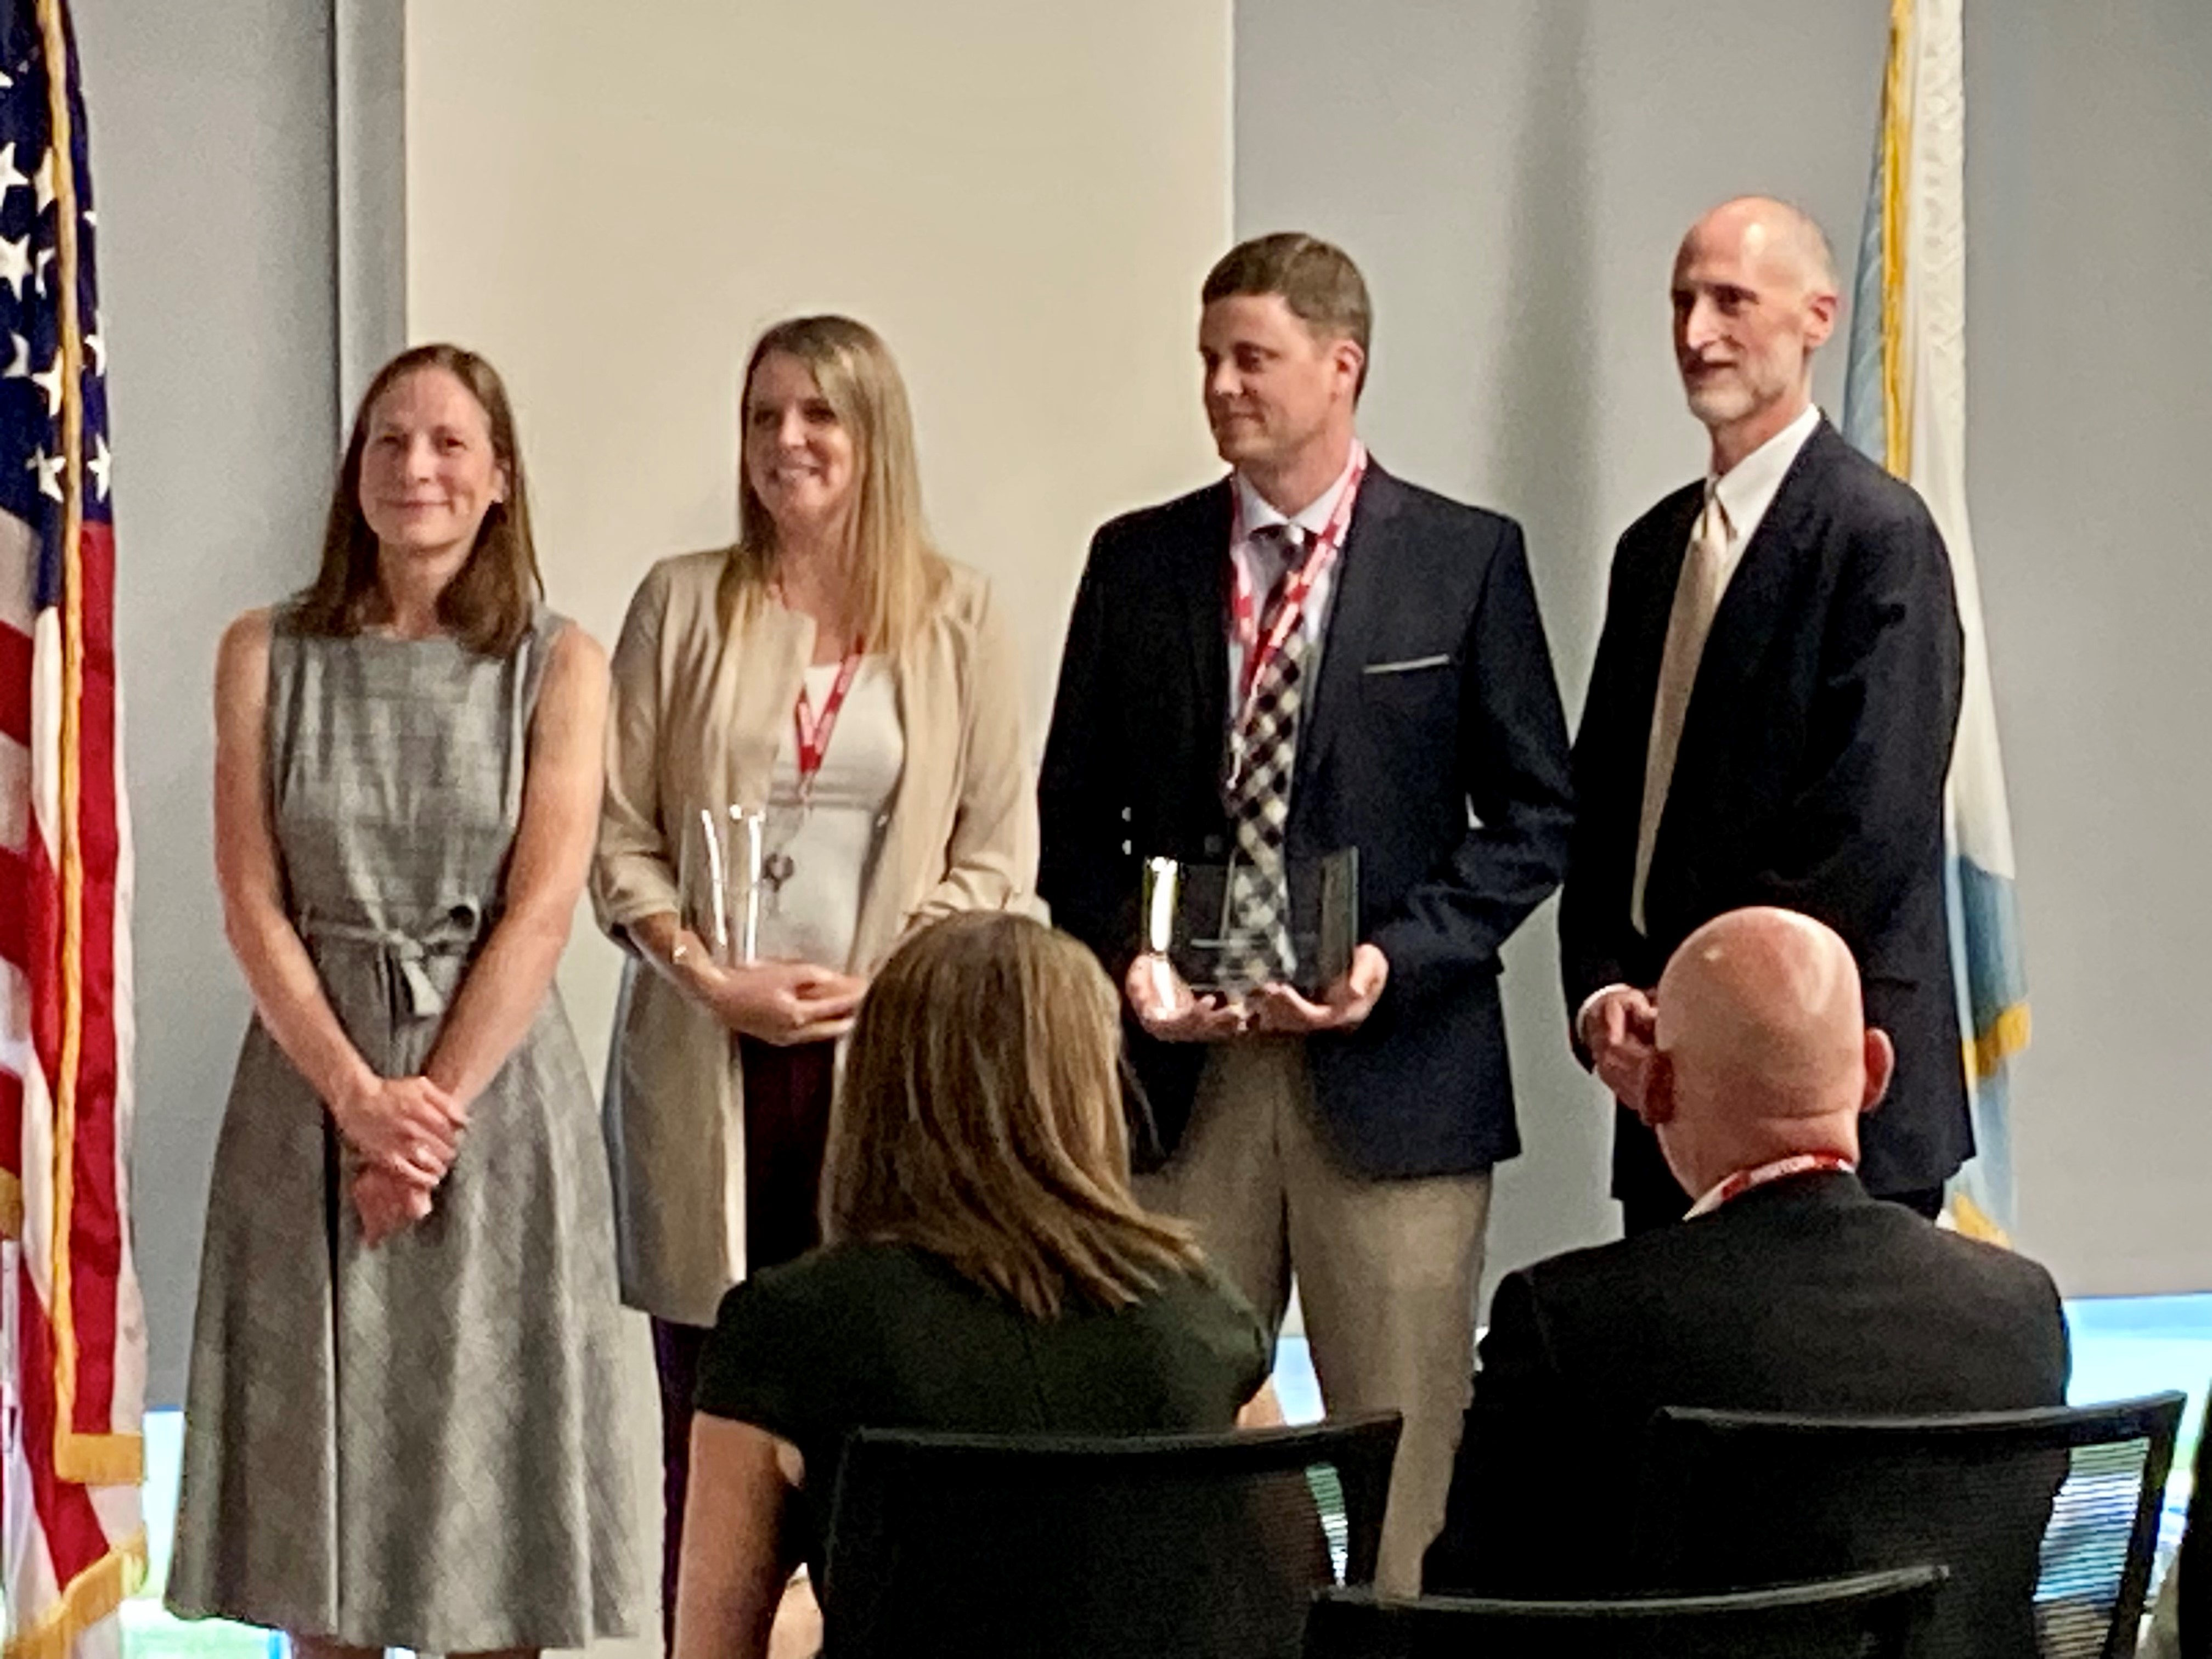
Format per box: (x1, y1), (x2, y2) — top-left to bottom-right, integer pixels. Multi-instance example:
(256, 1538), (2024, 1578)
(818, 1410), (1401, 1659)
(1302, 1565), (1949, 1658)
(1634, 1392), (2186, 1659)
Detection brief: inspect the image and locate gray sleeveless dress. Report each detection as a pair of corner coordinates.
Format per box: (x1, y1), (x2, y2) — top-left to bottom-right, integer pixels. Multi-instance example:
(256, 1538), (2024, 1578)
(165, 607), (640, 1650)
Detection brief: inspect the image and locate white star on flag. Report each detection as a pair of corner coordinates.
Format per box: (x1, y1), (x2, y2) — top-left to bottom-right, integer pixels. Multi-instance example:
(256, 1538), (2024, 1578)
(29, 353), (60, 417)
(25, 445), (60, 499)
(88, 433), (111, 500)
(32, 147), (53, 211)
(0, 235), (26, 300)
(0, 143), (24, 205)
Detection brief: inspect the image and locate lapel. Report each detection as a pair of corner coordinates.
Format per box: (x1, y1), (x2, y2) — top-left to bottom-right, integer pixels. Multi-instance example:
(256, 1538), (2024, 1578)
(1292, 462), (1403, 801)
(1678, 421), (1840, 741)
(850, 617), (938, 970)
(706, 570), (812, 820)
(1183, 479), (1235, 777)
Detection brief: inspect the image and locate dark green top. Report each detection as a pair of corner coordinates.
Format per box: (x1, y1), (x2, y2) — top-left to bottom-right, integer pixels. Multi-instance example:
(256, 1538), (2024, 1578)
(695, 1240), (1271, 1571)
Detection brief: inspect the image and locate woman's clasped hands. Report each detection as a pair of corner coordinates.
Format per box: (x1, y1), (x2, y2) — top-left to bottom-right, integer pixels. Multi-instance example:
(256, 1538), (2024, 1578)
(332, 1071), (469, 1248)
(690, 957), (866, 1046)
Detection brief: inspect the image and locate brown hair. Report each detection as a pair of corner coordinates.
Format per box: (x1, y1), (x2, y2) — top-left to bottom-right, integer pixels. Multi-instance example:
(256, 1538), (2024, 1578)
(294, 343), (541, 656)
(824, 912), (1205, 1318)
(722, 314), (948, 655)
(1202, 232), (1373, 393)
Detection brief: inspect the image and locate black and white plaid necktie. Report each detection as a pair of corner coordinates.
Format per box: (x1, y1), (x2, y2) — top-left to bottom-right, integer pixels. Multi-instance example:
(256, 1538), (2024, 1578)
(1222, 522), (1312, 986)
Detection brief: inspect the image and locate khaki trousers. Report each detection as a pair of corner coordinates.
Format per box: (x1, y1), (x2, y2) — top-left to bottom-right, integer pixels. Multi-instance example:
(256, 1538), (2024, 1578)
(1137, 1037), (1491, 1595)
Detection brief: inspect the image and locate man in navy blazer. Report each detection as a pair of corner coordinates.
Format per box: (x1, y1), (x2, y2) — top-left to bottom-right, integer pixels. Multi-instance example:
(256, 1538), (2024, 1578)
(1561, 197), (1968, 1233)
(1039, 233), (1572, 1588)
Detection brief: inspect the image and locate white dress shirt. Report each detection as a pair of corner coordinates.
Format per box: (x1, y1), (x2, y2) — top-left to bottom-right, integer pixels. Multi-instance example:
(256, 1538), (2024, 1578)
(1226, 443), (1364, 707)
(1695, 399), (1822, 610)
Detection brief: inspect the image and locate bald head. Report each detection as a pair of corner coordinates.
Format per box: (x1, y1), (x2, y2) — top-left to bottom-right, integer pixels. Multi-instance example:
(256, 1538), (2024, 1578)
(1646, 908), (1894, 1197)
(1679, 196), (1839, 294)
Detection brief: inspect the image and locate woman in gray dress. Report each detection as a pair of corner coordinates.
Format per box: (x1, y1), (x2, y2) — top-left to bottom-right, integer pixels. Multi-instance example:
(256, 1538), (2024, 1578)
(166, 343), (637, 1657)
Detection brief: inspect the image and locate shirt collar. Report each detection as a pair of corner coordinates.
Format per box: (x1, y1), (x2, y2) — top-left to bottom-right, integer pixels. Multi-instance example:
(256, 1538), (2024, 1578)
(1708, 402), (1821, 543)
(1235, 442), (1364, 543)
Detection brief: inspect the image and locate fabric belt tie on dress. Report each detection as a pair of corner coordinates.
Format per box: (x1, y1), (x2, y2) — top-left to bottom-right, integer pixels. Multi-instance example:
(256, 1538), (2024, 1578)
(298, 911), (484, 1018)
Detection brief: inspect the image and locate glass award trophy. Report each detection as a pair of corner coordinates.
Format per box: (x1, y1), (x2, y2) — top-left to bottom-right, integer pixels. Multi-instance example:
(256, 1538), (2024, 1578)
(679, 804), (771, 966)
(1138, 847), (1359, 1001)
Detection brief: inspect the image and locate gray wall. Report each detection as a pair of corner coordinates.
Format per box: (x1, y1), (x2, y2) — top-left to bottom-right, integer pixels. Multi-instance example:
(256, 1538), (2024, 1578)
(1235, 0), (2212, 1297)
(76, 0), (2212, 1406)
(1965, 0), (2212, 1292)
(74, 0), (336, 1406)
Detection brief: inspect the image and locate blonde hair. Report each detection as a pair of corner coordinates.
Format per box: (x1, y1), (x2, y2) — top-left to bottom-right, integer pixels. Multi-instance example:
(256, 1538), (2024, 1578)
(825, 913), (1205, 1318)
(722, 314), (948, 654)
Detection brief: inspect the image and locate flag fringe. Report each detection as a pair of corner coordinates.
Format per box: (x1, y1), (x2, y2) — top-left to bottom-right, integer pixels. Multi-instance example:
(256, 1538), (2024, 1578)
(0, 1532), (145, 1659)
(51, 1431), (139, 1487)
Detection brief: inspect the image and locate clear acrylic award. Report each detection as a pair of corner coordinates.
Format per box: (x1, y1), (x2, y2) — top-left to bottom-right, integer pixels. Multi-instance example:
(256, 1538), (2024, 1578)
(1139, 847), (1359, 1001)
(679, 804), (770, 966)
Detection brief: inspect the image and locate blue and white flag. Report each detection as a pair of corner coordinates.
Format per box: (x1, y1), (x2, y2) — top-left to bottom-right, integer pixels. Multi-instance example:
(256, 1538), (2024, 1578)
(1842, 0), (2027, 1240)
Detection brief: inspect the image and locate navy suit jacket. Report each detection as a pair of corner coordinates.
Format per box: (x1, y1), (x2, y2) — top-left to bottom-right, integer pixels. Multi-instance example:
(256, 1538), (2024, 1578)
(1039, 462), (1573, 1178)
(1559, 421), (1971, 1198)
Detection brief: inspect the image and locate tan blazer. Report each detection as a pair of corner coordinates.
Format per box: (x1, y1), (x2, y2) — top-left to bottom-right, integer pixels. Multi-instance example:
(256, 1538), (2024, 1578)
(592, 548), (1038, 1324)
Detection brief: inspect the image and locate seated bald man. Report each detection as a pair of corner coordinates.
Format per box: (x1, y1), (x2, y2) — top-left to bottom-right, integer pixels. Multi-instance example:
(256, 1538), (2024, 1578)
(1424, 906), (2068, 1598)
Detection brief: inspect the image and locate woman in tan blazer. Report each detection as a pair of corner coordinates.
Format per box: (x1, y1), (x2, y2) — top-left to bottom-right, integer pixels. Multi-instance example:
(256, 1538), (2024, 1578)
(591, 315), (1037, 1637)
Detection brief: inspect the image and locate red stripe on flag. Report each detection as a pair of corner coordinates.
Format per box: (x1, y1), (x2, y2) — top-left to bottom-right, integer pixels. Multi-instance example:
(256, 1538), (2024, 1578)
(64, 523), (120, 1431)
(25, 831), (59, 1120)
(0, 842), (26, 972)
(0, 1065), (20, 1194)
(0, 622), (31, 746)
(13, 1251), (115, 1590)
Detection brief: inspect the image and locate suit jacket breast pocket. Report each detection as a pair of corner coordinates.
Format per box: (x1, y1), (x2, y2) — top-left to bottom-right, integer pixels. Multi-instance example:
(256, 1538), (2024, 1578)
(1359, 652), (1455, 678)
(1355, 652), (1460, 758)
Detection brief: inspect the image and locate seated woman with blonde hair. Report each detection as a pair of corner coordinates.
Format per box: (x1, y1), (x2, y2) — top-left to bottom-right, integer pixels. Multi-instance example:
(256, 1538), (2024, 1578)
(672, 911), (1272, 1659)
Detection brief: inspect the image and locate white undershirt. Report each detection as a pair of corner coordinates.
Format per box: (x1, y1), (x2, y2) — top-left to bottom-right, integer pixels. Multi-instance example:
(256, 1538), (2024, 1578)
(758, 657), (903, 971)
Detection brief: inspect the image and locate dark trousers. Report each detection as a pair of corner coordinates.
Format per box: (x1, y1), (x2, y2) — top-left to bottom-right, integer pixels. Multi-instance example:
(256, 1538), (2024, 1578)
(1615, 1108), (1946, 1237)
(653, 1034), (838, 1647)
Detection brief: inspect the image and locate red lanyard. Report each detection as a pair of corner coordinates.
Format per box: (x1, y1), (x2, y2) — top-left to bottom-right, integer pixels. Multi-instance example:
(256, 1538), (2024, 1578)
(792, 642), (865, 806)
(1229, 443), (1369, 710)
(1689, 1152), (1857, 1217)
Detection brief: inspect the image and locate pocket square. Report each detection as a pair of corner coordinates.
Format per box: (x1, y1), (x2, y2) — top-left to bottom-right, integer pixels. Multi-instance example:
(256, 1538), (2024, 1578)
(1361, 653), (1452, 676)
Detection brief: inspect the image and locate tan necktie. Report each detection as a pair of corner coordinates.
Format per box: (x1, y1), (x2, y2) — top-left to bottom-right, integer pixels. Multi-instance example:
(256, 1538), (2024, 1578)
(1630, 487), (1733, 935)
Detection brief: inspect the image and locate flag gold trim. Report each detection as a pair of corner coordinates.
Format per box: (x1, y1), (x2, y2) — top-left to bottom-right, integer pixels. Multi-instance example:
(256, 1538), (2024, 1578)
(35, 0), (103, 1483)
(1880, 0), (1914, 476)
(0, 1531), (146, 1659)
(1947, 1190), (2010, 1246)
(1963, 1001), (2031, 1084)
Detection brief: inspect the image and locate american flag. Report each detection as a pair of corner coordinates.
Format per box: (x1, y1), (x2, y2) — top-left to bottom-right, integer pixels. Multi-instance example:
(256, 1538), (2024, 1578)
(0, 3), (146, 1657)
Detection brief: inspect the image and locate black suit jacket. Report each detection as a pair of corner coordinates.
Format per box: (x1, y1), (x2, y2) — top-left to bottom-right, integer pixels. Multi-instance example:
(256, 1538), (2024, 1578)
(1424, 1171), (2070, 1599)
(1038, 463), (1573, 1178)
(1560, 420), (1971, 1198)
